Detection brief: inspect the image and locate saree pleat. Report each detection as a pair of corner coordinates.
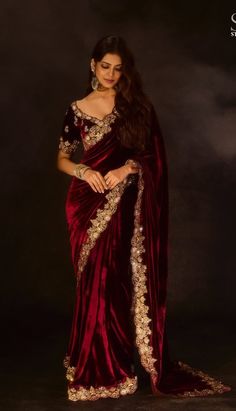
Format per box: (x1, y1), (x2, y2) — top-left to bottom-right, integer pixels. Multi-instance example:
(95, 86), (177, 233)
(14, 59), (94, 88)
(64, 175), (139, 398)
(59, 102), (231, 400)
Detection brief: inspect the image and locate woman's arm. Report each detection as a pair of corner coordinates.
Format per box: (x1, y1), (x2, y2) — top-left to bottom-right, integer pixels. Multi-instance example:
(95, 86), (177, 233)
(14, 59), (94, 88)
(57, 149), (108, 193)
(103, 161), (140, 190)
(57, 150), (78, 177)
(125, 159), (141, 173)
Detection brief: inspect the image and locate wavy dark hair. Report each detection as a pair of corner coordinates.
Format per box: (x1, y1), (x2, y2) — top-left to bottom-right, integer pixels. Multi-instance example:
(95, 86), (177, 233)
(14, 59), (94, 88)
(84, 35), (153, 153)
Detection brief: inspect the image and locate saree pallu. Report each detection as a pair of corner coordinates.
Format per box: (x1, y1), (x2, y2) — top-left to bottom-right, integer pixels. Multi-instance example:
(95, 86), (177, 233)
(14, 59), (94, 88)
(59, 102), (231, 401)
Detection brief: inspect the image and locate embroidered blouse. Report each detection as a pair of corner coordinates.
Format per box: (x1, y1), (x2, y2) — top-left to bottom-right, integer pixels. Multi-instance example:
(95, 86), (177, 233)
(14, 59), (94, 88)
(58, 101), (141, 185)
(58, 101), (119, 154)
(59, 104), (82, 154)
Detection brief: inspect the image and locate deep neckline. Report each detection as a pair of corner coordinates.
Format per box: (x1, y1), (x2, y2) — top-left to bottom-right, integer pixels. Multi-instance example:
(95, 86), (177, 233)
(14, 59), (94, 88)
(73, 101), (117, 123)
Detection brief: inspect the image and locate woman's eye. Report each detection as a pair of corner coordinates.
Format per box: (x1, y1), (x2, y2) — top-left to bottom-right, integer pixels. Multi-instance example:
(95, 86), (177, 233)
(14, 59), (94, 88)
(101, 65), (122, 71)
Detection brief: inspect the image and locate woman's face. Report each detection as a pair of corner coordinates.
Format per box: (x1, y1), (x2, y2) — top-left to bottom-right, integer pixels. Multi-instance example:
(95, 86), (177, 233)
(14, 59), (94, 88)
(91, 53), (122, 89)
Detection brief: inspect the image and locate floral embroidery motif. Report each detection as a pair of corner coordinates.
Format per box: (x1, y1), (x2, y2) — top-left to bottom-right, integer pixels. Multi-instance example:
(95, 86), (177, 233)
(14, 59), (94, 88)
(59, 136), (80, 154)
(66, 366), (76, 382)
(130, 168), (158, 377)
(71, 101), (118, 150)
(176, 361), (231, 397)
(63, 355), (76, 381)
(77, 177), (131, 279)
(68, 376), (138, 401)
(63, 355), (137, 399)
(63, 355), (75, 381)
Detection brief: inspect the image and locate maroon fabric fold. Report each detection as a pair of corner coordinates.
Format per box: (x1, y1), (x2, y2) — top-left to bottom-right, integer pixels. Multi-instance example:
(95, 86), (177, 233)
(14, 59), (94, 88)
(60, 103), (231, 400)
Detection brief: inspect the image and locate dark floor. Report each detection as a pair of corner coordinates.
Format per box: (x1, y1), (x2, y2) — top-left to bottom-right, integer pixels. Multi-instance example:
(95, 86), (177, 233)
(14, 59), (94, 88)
(0, 314), (235, 411)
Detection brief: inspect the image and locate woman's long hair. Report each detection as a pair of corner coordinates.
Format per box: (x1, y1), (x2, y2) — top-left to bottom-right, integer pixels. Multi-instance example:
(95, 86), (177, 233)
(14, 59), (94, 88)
(84, 35), (153, 153)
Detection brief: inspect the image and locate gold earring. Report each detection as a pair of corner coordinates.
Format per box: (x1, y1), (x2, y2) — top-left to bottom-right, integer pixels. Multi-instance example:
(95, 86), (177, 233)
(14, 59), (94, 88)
(91, 68), (99, 90)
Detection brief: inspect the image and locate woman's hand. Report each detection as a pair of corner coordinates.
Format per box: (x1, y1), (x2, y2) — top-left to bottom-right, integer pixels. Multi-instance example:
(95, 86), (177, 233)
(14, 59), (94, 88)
(104, 164), (139, 190)
(83, 169), (108, 193)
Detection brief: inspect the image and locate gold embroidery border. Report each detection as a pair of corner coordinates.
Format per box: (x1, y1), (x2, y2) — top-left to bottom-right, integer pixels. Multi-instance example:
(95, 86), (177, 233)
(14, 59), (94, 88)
(63, 355), (75, 382)
(68, 375), (138, 401)
(58, 136), (80, 154)
(176, 361), (231, 397)
(71, 101), (118, 125)
(130, 168), (158, 377)
(77, 178), (130, 279)
(64, 169), (160, 398)
(71, 102), (118, 150)
(66, 366), (76, 382)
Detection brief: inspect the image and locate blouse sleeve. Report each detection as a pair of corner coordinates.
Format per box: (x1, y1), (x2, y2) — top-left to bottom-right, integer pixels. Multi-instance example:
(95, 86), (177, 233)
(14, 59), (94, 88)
(58, 104), (81, 154)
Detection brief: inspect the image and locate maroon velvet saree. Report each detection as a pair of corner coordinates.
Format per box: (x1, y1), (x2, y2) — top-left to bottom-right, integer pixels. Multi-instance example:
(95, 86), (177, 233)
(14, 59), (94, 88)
(58, 101), (231, 401)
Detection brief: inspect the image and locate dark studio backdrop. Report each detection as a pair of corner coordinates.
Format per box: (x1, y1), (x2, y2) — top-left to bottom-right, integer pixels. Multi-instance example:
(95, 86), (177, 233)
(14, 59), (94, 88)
(1, 0), (236, 406)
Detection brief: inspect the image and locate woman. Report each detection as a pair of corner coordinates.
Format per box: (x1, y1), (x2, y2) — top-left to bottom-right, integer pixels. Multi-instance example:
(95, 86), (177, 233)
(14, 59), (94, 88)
(57, 35), (231, 401)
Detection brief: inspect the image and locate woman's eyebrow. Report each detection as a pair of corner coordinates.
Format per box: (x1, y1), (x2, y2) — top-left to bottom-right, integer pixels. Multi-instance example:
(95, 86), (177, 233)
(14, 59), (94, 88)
(101, 60), (122, 67)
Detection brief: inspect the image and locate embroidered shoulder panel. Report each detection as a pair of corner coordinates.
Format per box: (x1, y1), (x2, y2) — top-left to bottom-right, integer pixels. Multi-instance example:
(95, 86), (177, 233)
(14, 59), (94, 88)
(58, 106), (81, 154)
(59, 136), (80, 154)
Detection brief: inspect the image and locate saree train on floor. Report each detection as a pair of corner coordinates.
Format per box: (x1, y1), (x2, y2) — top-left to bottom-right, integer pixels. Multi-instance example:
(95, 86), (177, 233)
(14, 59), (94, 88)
(58, 101), (231, 401)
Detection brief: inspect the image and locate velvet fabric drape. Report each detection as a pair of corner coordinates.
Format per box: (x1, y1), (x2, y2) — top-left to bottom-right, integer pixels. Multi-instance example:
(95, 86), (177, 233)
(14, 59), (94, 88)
(58, 102), (231, 401)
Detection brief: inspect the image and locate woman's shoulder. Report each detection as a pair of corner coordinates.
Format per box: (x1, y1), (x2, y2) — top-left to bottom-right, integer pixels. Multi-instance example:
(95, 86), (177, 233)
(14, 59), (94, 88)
(71, 93), (95, 111)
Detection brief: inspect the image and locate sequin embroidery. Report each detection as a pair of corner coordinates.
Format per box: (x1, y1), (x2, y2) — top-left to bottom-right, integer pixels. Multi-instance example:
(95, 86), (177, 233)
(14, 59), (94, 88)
(77, 177), (131, 280)
(68, 376), (138, 401)
(130, 167), (158, 377)
(66, 366), (76, 382)
(71, 101), (118, 150)
(176, 361), (231, 397)
(58, 136), (80, 154)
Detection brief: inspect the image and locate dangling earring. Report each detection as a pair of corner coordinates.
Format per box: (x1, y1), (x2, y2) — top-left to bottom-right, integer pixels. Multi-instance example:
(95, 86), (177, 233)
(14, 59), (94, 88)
(91, 69), (99, 90)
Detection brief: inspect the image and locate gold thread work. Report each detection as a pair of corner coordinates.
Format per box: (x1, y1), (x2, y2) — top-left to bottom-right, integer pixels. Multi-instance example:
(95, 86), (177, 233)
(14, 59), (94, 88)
(62, 168), (231, 400)
(176, 361), (231, 397)
(77, 178), (130, 279)
(63, 355), (137, 398)
(59, 136), (80, 154)
(130, 168), (158, 377)
(66, 366), (76, 382)
(68, 376), (138, 401)
(71, 101), (118, 150)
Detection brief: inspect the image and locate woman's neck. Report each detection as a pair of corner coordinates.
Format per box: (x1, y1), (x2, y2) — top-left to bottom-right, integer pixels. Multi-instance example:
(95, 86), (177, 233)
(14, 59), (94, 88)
(94, 86), (116, 97)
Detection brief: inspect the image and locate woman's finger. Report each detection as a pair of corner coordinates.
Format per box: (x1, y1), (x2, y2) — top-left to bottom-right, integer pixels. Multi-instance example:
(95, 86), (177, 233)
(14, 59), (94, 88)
(93, 175), (105, 193)
(106, 178), (113, 188)
(108, 178), (117, 189)
(92, 172), (106, 191)
(104, 173), (111, 182)
(97, 173), (108, 190)
(110, 181), (117, 189)
(89, 173), (102, 193)
(89, 182), (97, 192)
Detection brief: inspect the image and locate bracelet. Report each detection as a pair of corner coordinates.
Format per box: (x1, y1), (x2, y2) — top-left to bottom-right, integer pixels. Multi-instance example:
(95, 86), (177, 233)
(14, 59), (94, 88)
(73, 163), (91, 180)
(125, 159), (140, 169)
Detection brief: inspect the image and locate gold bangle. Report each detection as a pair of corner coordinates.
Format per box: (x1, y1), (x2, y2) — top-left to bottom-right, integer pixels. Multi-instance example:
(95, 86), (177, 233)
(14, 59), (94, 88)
(73, 164), (91, 180)
(125, 159), (140, 170)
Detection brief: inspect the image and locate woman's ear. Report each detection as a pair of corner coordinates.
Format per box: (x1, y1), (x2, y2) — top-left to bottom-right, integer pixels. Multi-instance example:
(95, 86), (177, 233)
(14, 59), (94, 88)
(90, 58), (95, 72)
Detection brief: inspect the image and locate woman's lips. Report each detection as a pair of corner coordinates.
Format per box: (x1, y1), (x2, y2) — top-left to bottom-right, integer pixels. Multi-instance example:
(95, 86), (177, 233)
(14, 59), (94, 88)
(104, 79), (114, 83)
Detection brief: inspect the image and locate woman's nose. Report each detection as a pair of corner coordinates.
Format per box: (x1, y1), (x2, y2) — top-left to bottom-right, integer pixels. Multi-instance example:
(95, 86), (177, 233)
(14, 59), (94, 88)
(108, 69), (114, 78)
